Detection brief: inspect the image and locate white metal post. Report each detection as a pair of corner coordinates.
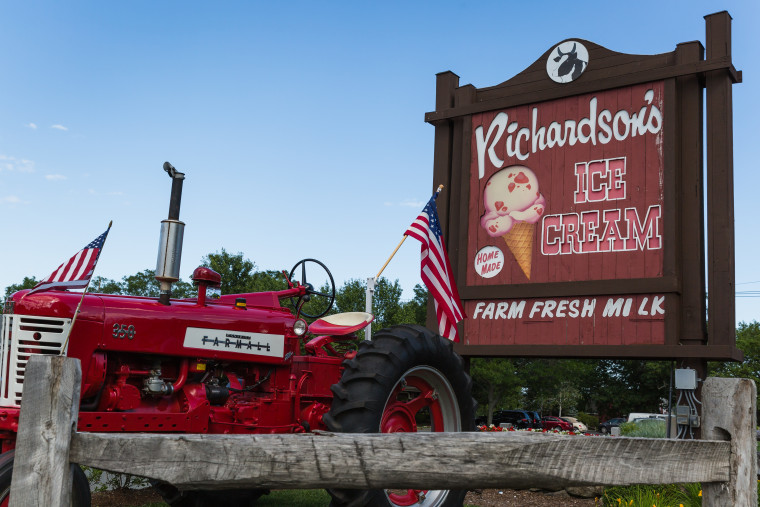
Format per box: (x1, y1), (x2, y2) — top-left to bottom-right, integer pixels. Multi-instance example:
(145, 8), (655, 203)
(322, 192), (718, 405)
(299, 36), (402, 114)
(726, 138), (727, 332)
(365, 277), (375, 341)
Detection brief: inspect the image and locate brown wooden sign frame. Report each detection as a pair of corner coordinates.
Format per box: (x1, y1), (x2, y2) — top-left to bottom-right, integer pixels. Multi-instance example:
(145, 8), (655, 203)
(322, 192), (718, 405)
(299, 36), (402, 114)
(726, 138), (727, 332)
(425, 12), (741, 360)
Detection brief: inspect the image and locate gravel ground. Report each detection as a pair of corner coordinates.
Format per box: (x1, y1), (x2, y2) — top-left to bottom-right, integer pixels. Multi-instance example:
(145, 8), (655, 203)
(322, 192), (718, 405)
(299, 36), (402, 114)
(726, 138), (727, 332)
(92, 487), (600, 506)
(465, 488), (598, 506)
(91, 487), (164, 506)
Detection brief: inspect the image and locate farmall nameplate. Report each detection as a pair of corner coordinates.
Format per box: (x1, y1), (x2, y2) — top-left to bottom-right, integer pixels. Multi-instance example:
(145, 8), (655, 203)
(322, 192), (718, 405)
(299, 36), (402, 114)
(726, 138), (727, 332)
(184, 327), (284, 358)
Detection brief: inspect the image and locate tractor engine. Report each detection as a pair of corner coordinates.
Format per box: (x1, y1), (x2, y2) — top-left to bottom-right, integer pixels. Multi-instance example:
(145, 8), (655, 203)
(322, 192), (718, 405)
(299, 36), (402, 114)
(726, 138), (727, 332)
(0, 281), (343, 440)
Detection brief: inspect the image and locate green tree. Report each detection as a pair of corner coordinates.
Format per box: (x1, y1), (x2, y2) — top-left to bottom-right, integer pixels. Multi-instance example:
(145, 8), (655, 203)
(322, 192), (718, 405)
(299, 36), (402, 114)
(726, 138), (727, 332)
(121, 269), (161, 297)
(201, 249), (256, 295)
(710, 321), (760, 383)
(88, 271), (193, 298)
(335, 278), (428, 330)
(251, 269), (287, 293)
(89, 276), (123, 294)
(3, 277), (38, 299)
(370, 278), (405, 330)
(585, 359), (670, 420)
(553, 380), (582, 417)
(514, 359), (597, 417)
(170, 279), (194, 298)
(709, 321), (760, 421)
(471, 358), (521, 424)
(394, 284), (428, 327)
(334, 279), (365, 314)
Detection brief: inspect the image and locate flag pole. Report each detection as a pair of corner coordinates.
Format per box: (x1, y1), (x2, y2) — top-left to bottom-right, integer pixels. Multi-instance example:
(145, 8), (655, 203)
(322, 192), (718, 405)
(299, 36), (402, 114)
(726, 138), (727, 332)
(375, 237), (407, 280)
(375, 185), (444, 279)
(59, 221), (112, 355)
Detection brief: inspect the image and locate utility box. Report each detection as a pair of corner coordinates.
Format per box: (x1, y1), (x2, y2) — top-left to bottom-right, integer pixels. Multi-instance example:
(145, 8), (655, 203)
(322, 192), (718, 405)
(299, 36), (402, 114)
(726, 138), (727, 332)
(675, 369), (698, 390)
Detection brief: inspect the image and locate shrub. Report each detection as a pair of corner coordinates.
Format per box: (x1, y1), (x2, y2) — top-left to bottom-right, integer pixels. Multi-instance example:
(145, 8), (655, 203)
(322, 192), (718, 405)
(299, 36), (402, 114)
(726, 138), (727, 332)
(82, 466), (150, 493)
(577, 411), (599, 430)
(602, 483), (701, 506)
(620, 418), (667, 438)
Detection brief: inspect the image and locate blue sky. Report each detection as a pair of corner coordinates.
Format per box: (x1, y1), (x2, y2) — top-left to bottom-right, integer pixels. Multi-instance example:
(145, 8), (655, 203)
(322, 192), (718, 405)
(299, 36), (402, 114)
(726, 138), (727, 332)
(1, 1), (757, 325)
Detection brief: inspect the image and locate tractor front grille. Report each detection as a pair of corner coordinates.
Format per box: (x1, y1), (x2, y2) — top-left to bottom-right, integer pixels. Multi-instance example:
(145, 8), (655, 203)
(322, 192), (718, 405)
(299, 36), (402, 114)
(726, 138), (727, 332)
(0, 314), (71, 406)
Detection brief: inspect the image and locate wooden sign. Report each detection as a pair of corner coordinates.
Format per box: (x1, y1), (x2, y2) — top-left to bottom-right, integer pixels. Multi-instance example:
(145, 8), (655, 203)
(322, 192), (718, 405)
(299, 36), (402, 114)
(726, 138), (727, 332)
(426, 12), (741, 359)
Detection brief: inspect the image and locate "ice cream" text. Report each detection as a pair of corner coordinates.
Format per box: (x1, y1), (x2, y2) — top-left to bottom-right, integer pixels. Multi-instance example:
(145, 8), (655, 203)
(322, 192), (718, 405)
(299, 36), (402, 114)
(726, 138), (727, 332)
(540, 155), (662, 254)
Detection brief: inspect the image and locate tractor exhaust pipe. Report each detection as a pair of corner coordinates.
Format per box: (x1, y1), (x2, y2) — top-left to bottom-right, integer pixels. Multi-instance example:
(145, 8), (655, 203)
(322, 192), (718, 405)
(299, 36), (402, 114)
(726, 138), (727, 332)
(155, 162), (185, 305)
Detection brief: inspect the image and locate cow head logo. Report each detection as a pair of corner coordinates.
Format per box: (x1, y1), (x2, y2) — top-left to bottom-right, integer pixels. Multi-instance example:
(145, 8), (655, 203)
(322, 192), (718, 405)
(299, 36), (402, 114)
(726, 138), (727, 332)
(546, 41), (588, 84)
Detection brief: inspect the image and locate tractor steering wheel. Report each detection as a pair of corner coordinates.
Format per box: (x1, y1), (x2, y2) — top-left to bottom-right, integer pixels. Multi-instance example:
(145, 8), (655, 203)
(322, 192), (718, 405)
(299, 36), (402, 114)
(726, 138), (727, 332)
(288, 259), (336, 319)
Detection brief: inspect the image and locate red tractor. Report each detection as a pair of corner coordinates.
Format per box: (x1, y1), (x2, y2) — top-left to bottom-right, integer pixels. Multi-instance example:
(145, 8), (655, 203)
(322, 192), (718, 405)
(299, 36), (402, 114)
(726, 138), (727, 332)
(0, 164), (475, 507)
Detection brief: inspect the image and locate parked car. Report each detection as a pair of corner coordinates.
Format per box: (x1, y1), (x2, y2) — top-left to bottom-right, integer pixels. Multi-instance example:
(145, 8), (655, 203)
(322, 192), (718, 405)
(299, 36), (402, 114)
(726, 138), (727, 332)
(561, 416), (588, 432)
(476, 410), (535, 429)
(599, 417), (626, 434)
(527, 411), (542, 429)
(541, 415), (573, 431)
(627, 412), (666, 423)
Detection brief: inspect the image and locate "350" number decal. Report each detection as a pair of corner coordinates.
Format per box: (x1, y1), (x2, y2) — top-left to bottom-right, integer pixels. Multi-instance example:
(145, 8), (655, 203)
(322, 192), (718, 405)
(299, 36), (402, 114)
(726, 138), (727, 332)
(113, 323), (136, 340)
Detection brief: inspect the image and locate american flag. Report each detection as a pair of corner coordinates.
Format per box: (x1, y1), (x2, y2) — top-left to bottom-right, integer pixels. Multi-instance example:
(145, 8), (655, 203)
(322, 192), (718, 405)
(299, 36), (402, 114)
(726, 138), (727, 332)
(405, 191), (465, 342)
(29, 225), (111, 294)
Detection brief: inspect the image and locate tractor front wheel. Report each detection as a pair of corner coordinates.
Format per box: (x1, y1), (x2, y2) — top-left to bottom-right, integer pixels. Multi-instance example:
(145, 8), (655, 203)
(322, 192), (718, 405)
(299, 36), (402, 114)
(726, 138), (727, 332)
(323, 324), (475, 507)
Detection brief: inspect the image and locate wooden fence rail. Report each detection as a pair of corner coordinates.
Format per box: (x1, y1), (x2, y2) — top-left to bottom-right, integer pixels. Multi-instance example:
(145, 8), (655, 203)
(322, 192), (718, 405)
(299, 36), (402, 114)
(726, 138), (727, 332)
(8, 356), (758, 506)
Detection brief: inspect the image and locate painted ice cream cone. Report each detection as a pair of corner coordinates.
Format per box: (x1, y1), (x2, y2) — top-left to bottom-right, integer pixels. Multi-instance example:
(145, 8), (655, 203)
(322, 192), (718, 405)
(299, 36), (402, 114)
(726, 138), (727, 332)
(480, 165), (546, 279)
(502, 222), (535, 279)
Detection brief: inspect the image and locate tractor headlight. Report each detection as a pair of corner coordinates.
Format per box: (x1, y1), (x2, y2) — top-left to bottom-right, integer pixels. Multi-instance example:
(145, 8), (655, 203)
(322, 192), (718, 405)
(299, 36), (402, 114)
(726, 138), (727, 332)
(293, 319), (308, 336)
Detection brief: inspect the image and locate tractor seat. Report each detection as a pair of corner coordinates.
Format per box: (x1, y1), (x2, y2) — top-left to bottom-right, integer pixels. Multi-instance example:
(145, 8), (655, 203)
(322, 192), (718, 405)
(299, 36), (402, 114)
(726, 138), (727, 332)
(308, 312), (374, 336)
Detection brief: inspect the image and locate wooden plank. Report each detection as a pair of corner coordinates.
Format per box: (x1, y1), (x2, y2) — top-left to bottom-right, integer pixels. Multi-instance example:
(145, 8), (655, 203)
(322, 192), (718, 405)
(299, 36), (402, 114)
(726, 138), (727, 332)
(674, 41), (707, 345)
(475, 41), (677, 99)
(702, 377), (757, 506)
(704, 11), (736, 349)
(427, 71), (459, 331)
(449, 85), (474, 308)
(460, 276), (678, 299)
(453, 343), (742, 360)
(425, 56), (738, 124)
(69, 431), (730, 491)
(9, 356), (81, 507)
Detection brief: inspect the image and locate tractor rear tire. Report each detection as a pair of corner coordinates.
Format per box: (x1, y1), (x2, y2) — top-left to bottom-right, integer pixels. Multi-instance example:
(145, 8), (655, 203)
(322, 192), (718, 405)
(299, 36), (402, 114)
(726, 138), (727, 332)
(323, 324), (476, 507)
(0, 450), (91, 507)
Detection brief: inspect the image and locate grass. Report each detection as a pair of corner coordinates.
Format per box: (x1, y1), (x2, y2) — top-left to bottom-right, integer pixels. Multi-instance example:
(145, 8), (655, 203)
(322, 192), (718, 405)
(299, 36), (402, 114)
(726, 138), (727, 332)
(601, 480), (760, 506)
(619, 419), (667, 439)
(257, 489), (331, 506)
(600, 483), (702, 506)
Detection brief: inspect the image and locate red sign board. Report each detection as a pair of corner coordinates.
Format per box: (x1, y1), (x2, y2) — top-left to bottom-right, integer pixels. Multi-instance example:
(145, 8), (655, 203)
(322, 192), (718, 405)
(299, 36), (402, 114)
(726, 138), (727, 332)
(468, 82), (664, 287)
(465, 82), (666, 347)
(425, 15), (741, 359)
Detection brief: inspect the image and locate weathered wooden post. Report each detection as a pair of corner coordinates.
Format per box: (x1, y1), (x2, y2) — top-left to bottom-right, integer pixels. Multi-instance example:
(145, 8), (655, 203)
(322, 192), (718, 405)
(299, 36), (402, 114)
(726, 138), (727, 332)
(702, 377), (757, 506)
(9, 356), (81, 507)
